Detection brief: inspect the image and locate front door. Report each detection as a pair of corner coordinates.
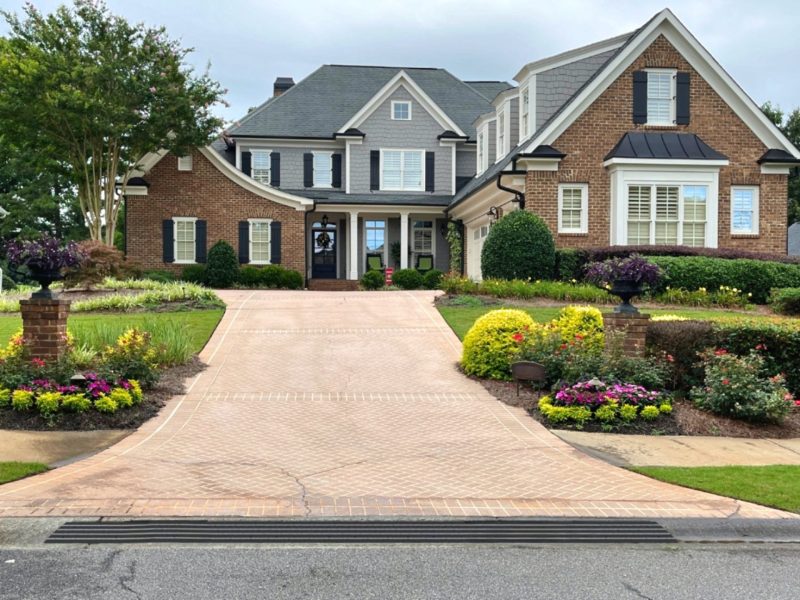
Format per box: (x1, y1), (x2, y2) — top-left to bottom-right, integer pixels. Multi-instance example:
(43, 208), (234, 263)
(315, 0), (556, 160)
(312, 226), (337, 279)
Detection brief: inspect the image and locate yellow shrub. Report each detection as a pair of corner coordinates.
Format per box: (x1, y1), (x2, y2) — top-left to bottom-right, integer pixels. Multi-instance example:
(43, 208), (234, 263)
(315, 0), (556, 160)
(640, 405), (660, 421)
(128, 380), (143, 404)
(108, 388), (134, 409)
(0, 330), (25, 361)
(552, 305), (604, 351)
(11, 389), (34, 411)
(538, 395), (592, 425)
(461, 309), (537, 379)
(62, 394), (91, 413)
(94, 395), (118, 414)
(0, 388), (10, 408)
(36, 392), (62, 417)
(658, 402), (673, 414)
(619, 404), (638, 422)
(595, 402), (618, 423)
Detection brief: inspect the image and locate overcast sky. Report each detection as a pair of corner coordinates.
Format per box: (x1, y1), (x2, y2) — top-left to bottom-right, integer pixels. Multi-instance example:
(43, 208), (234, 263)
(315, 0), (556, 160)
(2, 0), (799, 124)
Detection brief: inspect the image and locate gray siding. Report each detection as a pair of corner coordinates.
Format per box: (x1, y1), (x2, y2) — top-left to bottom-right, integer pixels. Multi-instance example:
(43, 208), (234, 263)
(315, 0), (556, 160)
(487, 121), (497, 164)
(535, 49), (616, 128)
(507, 97), (520, 149)
(238, 145), (346, 191)
(456, 150), (476, 178)
(350, 87), (452, 194)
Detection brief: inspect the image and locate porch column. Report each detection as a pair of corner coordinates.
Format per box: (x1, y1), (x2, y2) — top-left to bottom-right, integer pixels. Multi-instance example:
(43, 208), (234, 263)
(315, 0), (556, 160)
(348, 211), (359, 280)
(400, 211), (409, 269)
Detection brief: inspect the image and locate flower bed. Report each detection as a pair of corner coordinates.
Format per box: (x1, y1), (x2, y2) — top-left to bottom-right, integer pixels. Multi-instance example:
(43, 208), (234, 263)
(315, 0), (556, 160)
(538, 380), (672, 428)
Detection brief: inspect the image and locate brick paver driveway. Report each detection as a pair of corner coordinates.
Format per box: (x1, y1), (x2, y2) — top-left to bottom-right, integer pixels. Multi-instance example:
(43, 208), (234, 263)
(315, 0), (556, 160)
(0, 291), (793, 518)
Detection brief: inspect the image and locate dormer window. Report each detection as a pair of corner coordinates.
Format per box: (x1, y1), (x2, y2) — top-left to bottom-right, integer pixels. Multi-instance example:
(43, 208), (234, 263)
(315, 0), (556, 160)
(392, 101), (411, 120)
(497, 111), (506, 160)
(646, 69), (676, 125)
(521, 87), (530, 138)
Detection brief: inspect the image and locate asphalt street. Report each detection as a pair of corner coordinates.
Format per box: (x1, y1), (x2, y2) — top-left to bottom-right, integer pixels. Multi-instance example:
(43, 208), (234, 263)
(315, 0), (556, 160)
(2, 543), (799, 599)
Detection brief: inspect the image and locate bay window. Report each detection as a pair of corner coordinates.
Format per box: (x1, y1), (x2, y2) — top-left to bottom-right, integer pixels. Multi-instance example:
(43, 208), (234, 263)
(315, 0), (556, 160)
(626, 184), (709, 246)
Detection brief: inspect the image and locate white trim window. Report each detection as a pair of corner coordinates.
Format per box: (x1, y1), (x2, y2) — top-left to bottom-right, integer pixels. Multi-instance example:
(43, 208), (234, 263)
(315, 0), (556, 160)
(380, 149), (424, 191)
(497, 110), (506, 159)
(177, 155), (193, 171)
(251, 150), (271, 185)
(249, 219), (272, 264)
(174, 217), (197, 264)
(365, 219), (386, 262)
(477, 131), (485, 174)
(391, 100), (411, 120)
(645, 69), (676, 126)
(412, 220), (433, 253)
(626, 184), (708, 246)
(558, 184), (588, 234)
(520, 86), (530, 138)
(731, 186), (759, 235)
(313, 152), (333, 188)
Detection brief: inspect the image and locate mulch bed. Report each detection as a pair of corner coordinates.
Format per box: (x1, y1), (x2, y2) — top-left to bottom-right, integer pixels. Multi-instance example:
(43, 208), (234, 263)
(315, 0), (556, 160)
(479, 378), (800, 438)
(0, 358), (205, 432)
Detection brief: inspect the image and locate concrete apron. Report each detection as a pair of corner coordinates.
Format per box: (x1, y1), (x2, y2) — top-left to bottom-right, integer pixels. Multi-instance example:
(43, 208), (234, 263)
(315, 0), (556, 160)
(0, 430), (130, 467)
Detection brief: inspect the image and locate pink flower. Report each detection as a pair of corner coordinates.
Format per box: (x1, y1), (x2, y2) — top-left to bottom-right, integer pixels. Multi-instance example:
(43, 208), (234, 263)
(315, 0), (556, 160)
(666, 354), (675, 363)
(714, 349), (728, 356)
(755, 344), (767, 351)
(149, 86), (157, 93)
(722, 378), (730, 385)
(31, 357), (45, 368)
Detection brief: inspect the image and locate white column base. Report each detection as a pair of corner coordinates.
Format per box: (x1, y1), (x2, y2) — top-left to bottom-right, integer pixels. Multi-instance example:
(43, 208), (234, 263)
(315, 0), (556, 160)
(348, 211), (359, 280)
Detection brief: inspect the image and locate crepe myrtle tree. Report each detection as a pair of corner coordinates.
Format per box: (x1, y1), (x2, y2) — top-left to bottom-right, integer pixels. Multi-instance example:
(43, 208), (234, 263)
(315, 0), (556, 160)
(0, 1), (226, 245)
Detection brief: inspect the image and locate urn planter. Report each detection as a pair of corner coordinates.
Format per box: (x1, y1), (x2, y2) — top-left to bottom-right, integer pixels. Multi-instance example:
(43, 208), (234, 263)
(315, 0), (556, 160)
(610, 279), (645, 314)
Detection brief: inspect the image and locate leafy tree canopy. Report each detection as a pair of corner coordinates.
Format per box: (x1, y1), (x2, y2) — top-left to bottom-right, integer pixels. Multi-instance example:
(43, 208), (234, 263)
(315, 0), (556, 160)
(762, 101), (800, 224)
(0, 0), (226, 244)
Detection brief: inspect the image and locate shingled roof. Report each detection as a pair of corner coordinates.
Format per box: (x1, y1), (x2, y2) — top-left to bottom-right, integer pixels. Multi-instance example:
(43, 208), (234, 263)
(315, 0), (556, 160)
(227, 65), (510, 140)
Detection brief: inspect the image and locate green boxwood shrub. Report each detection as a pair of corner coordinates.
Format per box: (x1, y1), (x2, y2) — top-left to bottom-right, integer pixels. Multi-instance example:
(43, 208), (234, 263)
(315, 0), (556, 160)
(280, 269), (304, 290)
(205, 241), (239, 288)
(649, 256), (800, 304)
(481, 211), (555, 281)
(360, 270), (384, 290)
(181, 264), (207, 284)
(236, 264), (303, 289)
(461, 309), (537, 379)
(422, 269), (444, 290)
(769, 288), (800, 315)
(554, 248), (581, 281)
(392, 268), (423, 290)
(237, 265), (262, 287)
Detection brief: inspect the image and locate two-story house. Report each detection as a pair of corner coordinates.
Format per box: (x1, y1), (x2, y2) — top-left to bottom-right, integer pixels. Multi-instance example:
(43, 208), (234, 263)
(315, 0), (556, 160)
(124, 9), (800, 285)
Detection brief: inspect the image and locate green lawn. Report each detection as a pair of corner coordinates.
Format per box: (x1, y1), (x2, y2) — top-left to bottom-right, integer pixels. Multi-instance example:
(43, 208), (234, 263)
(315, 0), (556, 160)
(633, 465), (800, 514)
(437, 302), (778, 340)
(0, 309), (224, 354)
(0, 462), (48, 485)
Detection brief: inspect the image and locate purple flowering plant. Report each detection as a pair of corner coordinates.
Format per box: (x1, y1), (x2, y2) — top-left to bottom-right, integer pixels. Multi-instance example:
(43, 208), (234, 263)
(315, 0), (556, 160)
(584, 254), (663, 287)
(84, 372), (112, 398)
(554, 379), (661, 408)
(5, 235), (84, 273)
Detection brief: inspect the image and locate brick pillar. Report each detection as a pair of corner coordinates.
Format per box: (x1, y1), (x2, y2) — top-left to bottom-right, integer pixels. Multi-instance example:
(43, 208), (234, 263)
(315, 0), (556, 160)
(20, 298), (70, 361)
(603, 312), (651, 358)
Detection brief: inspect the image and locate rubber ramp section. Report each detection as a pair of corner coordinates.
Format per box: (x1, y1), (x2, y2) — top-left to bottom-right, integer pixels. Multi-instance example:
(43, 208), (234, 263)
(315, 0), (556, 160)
(46, 519), (675, 544)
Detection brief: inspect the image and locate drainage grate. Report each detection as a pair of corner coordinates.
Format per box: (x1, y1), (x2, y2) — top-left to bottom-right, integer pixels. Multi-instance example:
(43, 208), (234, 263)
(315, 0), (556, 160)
(46, 519), (675, 544)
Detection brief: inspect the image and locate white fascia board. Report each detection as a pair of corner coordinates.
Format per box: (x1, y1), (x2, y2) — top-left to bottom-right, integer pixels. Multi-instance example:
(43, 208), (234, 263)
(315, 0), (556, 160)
(199, 147), (313, 210)
(127, 148), (170, 179)
(761, 164), (792, 175)
(117, 185), (149, 196)
(491, 87), (519, 108)
(338, 70), (466, 136)
(473, 112), (497, 129)
(447, 180), (520, 222)
(516, 157), (562, 171)
(317, 204), (446, 215)
(513, 31), (631, 83)
(523, 9), (800, 159)
(603, 158), (729, 169)
(235, 137), (344, 149)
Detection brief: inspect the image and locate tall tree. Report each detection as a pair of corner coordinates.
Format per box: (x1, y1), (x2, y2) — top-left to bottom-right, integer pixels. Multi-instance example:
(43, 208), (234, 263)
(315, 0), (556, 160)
(0, 1), (225, 245)
(762, 102), (800, 224)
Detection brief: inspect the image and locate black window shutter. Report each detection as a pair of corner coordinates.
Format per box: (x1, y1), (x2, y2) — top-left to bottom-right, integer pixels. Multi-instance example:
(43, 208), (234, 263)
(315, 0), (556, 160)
(676, 72), (690, 125)
(370, 150), (380, 191)
(632, 71), (648, 124)
(270, 221), (281, 264)
(331, 153), (342, 188)
(303, 153), (313, 187)
(270, 152), (281, 187)
(195, 220), (207, 263)
(241, 151), (252, 176)
(162, 220), (174, 263)
(238, 221), (250, 264)
(425, 152), (435, 192)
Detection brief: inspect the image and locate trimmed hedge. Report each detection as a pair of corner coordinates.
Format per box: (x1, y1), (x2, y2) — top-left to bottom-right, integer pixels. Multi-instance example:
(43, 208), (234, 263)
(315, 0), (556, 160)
(360, 270), (384, 290)
(579, 245), (800, 266)
(422, 269), (444, 290)
(392, 269), (423, 290)
(554, 248), (582, 281)
(649, 256), (800, 303)
(769, 288), (800, 315)
(647, 319), (800, 395)
(181, 264), (207, 284)
(236, 265), (303, 289)
(481, 211), (555, 281)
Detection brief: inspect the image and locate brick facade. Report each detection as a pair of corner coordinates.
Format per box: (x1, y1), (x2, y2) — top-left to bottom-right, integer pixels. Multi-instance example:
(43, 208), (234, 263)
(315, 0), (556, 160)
(126, 150), (306, 275)
(526, 35), (788, 253)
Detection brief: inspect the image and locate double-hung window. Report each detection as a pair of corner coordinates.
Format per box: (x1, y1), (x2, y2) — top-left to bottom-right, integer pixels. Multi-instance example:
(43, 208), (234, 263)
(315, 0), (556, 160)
(521, 87), (530, 137)
(646, 69), (676, 126)
(174, 218), (196, 264)
(381, 150), (423, 191)
(251, 150), (271, 184)
(392, 101), (411, 120)
(477, 131), (485, 174)
(731, 186), (759, 235)
(626, 184), (708, 246)
(558, 184), (588, 234)
(249, 219), (271, 264)
(413, 221), (433, 253)
(313, 152), (332, 188)
(497, 111), (506, 158)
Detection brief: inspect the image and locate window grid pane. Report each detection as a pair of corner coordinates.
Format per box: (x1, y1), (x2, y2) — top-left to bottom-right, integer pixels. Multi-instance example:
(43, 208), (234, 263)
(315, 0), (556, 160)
(250, 222), (271, 262)
(175, 221), (195, 262)
(402, 152), (422, 189)
(366, 220), (385, 253)
(654, 186), (679, 245)
(251, 151), (270, 184)
(732, 189), (754, 232)
(627, 186), (651, 245)
(393, 102), (410, 120)
(313, 153), (332, 187)
(560, 188), (584, 230)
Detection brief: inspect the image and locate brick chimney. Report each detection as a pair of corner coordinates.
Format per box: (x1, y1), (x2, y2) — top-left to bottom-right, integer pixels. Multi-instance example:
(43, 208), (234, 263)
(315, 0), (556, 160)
(273, 77), (295, 97)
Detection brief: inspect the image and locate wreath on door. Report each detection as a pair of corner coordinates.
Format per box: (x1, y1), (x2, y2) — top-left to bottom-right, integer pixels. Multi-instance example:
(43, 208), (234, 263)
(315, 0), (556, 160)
(315, 231), (332, 249)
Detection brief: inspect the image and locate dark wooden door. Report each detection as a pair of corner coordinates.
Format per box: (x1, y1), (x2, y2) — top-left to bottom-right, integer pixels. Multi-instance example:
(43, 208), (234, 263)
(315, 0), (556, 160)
(312, 228), (337, 279)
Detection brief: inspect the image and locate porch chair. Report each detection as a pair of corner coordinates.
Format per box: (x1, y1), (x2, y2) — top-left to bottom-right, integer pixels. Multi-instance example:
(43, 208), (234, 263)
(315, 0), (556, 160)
(415, 254), (434, 273)
(366, 253), (385, 273)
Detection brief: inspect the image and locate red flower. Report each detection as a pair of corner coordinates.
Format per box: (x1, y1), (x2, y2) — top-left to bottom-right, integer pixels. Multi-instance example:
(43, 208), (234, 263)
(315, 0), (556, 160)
(714, 349), (728, 356)
(722, 378), (730, 385)
(574, 334), (584, 340)
(666, 354), (675, 363)
(784, 393), (794, 402)
(511, 333), (524, 343)
(31, 357), (46, 368)
(755, 344), (767, 351)
(559, 344), (568, 350)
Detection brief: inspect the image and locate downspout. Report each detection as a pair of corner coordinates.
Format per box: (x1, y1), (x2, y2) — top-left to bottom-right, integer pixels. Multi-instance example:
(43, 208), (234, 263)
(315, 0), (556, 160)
(496, 156), (526, 210)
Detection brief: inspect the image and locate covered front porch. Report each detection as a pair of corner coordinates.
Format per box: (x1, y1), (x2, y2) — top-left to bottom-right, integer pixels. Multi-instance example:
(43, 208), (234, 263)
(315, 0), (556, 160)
(304, 204), (450, 282)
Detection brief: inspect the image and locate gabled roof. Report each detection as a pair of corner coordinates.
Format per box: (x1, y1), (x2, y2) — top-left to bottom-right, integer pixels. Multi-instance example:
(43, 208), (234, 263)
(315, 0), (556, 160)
(227, 65), (498, 140)
(604, 132), (727, 161)
(465, 81), (515, 101)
